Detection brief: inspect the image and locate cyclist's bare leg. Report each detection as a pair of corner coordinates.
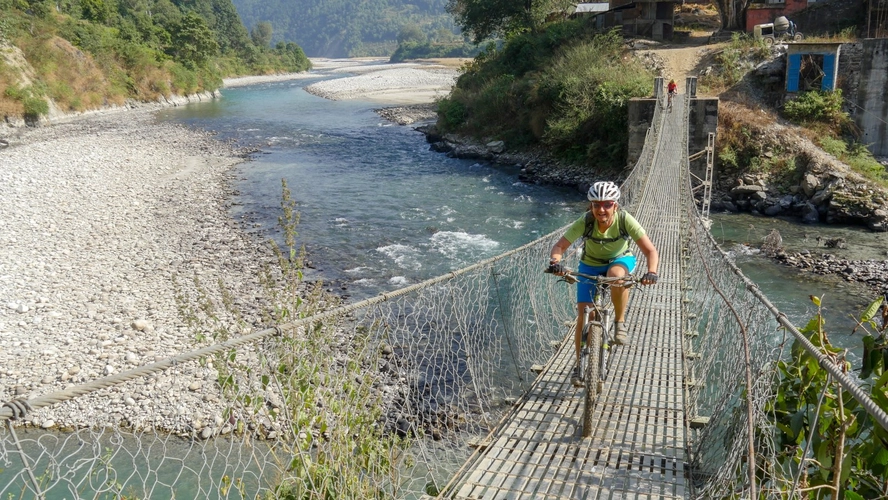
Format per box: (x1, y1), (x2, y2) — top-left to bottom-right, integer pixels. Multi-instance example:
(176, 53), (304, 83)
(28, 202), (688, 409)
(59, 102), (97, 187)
(607, 265), (630, 323)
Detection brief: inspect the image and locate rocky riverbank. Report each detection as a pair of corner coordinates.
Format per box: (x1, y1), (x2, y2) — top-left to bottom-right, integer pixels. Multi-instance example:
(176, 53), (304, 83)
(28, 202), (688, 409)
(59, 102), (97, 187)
(770, 250), (888, 295)
(0, 111), (282, 435)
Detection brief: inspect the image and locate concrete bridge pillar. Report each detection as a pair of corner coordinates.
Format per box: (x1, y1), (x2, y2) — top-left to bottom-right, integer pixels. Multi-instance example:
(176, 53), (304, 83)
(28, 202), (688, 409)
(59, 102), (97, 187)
(686, 76), (697, 98)
(654, 76), (664, 99)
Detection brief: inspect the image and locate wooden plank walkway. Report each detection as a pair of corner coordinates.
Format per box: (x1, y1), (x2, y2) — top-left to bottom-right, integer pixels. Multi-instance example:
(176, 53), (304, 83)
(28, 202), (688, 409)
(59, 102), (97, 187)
(441, 95), (692, 499)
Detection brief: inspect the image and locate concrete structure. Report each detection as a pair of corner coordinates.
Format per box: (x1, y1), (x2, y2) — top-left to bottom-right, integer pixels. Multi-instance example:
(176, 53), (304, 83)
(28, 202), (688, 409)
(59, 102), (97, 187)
(785, 42), (842, 92)
(838, 38), (888, 156)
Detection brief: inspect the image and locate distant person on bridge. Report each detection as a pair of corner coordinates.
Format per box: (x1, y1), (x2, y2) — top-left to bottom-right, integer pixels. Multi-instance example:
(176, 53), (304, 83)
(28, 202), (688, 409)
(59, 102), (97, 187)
(667, 79), (677, 95)
(667, 79), (677, 109)
(547, 182), (659, 378)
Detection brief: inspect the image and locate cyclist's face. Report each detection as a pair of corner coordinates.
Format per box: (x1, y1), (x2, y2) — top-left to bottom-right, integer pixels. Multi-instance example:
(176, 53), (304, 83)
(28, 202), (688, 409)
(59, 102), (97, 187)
(591, 201), (616, 222)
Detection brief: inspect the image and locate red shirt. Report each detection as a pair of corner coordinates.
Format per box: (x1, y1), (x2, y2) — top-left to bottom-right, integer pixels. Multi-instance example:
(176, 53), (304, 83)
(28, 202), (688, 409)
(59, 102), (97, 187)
(668, 82), (677, 93)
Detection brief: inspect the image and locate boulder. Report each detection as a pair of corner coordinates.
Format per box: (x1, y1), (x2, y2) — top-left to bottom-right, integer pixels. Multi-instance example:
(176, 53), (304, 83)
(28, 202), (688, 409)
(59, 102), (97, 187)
(801, 203), (820, 223)
(486, 140), (505, 154)
(800, 174), (820, 197)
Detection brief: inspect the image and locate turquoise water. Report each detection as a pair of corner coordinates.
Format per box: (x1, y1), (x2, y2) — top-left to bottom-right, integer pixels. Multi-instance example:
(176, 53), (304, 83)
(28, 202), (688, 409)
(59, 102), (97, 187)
(708, 212), (888, 354)
(157, 80), (582, 301)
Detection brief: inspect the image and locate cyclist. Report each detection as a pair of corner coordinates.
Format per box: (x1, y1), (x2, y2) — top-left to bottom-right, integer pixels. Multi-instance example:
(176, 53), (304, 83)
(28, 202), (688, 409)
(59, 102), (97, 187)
(667, 79), (677, 108)
(547, 181), (659, 381)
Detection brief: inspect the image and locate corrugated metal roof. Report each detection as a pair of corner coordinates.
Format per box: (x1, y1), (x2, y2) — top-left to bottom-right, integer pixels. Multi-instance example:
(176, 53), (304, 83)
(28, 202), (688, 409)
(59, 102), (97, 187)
(575, 2), (610, 13)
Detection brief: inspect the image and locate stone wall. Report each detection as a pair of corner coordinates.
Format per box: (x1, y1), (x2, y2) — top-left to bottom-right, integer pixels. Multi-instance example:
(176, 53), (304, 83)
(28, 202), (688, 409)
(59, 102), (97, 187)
(626, 98), (658, 167)
(688, 98), (720, 184)
(838, 39), (888, 157)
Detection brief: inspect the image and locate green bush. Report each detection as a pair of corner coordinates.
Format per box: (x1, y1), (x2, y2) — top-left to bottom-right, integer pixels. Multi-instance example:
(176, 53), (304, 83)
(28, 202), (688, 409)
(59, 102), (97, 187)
(534, 30), (651, 164)
(23, 95), (49, 120)
(438, 24), (651, 167)
(436, 94), (467, 131)
(4, 84), (48, 120)
(783, 89), (849, 128)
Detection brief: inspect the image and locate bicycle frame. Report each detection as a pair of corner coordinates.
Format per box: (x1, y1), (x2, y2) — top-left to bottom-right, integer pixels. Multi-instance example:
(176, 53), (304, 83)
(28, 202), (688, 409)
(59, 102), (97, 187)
(546, 268), (639, 438)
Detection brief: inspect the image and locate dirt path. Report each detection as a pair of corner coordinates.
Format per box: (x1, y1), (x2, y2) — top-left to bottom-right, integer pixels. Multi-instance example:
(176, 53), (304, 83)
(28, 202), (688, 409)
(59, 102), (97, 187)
(634, 41), (725, 96)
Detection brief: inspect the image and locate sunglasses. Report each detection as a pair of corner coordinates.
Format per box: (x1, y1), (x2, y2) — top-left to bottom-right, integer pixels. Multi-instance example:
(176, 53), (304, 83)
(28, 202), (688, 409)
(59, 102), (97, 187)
(592, 201), (615, 210)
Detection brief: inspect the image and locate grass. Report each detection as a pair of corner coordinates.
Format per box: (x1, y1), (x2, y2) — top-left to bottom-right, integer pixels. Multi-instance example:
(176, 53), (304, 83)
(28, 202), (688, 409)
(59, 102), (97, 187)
(175, 180), (410, 499)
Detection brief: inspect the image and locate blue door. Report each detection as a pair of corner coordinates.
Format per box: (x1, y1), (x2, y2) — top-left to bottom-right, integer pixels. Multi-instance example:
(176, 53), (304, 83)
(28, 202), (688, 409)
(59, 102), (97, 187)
(786, 54), (801, 92)
(822, 54), (836, 90)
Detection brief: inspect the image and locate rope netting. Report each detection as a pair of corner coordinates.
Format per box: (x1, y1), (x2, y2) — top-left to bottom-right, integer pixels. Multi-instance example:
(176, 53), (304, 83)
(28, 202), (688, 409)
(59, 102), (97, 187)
(0, 224), (585, 498)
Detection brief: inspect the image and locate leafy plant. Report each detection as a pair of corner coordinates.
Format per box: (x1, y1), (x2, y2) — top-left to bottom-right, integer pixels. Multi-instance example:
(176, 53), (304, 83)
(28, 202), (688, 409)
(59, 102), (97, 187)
(783, 90), (850, 131)
(762, 295), (888, 498)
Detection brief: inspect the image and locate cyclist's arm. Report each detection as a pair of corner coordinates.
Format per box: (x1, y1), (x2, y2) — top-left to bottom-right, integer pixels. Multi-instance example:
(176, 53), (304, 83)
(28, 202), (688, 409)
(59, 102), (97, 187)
(549, 236), (572, 264)
(635, 235), (659, 275)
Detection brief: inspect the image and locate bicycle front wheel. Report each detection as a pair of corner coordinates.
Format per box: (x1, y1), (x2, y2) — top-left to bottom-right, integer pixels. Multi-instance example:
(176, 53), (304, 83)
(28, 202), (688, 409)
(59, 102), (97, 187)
(583, 321), (602, 438)
(598, 311), (612, 393)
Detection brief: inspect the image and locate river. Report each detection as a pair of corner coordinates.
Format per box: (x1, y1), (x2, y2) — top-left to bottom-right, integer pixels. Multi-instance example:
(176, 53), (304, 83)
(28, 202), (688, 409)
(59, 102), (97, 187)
(158, 77), (581, 302)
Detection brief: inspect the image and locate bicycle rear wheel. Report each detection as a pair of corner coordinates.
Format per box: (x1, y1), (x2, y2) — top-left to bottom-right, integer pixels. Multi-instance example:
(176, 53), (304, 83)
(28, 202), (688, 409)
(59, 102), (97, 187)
(582, 321), (602, 438)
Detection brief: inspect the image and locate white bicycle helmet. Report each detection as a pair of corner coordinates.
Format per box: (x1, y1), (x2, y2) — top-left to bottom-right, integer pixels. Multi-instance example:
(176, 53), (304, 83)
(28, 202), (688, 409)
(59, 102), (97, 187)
(587, 181), (621, 202)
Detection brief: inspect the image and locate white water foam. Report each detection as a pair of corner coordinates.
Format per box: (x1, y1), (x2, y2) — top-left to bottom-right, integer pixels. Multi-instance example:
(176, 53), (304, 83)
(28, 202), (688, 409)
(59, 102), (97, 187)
(389, 276), (409, 286)
(344, 266), (373, 274)
(429, 231), (500, 262)
(485, 216), (525, 230)
(376, 244), (423, 270)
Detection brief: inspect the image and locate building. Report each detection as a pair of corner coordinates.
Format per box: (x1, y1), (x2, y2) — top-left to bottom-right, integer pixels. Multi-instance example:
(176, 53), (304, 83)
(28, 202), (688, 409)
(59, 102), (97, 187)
(746, 0), (822, 32)
(575, 1), (679, 40)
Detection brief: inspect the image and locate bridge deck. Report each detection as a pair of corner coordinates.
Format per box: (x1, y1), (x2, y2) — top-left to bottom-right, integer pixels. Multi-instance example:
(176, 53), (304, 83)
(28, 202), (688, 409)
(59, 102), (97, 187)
(443, 96), (691, 499)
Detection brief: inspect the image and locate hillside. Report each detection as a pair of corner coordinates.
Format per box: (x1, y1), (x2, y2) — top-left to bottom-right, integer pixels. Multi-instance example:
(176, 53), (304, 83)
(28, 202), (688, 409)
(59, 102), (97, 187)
(0, 0), (311, 127)
(230, 0), (458, 57)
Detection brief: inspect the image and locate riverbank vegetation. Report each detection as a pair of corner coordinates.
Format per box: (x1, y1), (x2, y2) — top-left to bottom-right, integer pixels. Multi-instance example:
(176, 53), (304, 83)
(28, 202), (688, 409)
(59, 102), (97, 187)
(758, 296), (888, 498)
(177, 181), (409, 499)
(436, 24), (652, 170)
(0, 0), (310, 122)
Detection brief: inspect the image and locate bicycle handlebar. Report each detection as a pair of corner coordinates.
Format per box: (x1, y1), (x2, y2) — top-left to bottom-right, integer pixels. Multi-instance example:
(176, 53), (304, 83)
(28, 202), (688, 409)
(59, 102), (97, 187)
(544, 268), (642, 287)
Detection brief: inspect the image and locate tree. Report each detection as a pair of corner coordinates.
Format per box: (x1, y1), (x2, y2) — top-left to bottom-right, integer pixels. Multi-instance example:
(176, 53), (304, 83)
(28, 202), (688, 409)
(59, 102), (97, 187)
(445, 0), (572, 43)
(251, 20), (273, 47)
(170, 11), (219, 66)
(397, 23), (426, 44)
(80, 0), (111, 23)
(712, 0), (752, 31)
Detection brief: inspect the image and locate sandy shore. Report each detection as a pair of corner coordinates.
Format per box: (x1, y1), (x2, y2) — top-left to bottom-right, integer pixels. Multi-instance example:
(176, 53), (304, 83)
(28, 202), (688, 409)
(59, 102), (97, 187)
(224, 57), (461, 106)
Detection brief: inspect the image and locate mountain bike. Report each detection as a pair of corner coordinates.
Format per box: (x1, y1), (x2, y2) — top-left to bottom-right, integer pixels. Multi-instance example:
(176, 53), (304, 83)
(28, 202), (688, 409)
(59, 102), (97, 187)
(546, 268), (640, 437)
(666, 90), (676, 111)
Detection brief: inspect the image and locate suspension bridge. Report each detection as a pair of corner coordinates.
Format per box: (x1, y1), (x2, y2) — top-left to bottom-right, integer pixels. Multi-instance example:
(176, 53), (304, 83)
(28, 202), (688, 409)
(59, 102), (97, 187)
(2, 81), (887, 500)
(438, 87), (692, 499)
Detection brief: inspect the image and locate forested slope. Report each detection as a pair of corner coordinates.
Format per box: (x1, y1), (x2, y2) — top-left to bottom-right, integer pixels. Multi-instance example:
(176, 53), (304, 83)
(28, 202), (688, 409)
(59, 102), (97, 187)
(230, 0), (457, 57)
(0, 0), (310, 124)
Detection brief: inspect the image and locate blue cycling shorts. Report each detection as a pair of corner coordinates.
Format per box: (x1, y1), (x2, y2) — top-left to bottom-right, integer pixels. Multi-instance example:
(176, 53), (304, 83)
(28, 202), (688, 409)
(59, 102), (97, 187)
(576, 255), (637, 303)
